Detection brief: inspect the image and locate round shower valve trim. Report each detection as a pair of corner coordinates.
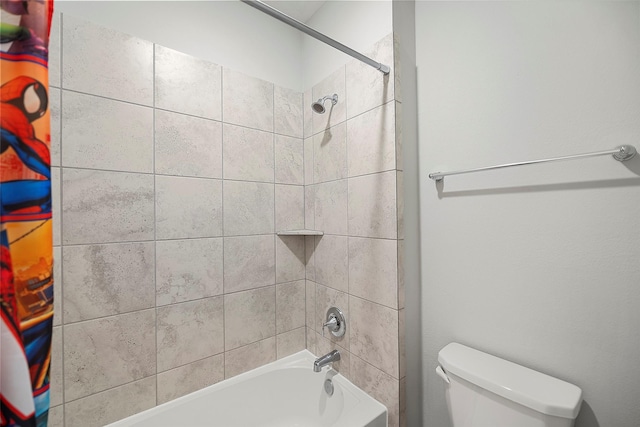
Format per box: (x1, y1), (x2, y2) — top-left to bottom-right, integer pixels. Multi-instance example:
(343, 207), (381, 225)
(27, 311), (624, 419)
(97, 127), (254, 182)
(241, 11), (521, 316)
(323, 306), (346, 338)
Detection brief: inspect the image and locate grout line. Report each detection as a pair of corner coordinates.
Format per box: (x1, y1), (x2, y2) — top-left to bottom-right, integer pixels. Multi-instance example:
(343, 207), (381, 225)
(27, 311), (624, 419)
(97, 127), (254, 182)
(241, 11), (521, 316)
(57, 11), (66, 410)
(62, 374), (159, 406)
(156, 351), (225, 376)
(65, 231), (339, 248)
(302, 91), (309, 352)
(152, 42), (159, 406)
(60, 87), (153, 109)
(307, 98), (396, 140)
(344, 66), (351, 355)
(57, 159), (400, 186)
(61, 164), (303, 186)
(221, 65), (226, 379)
(351, 351), (402, 382)
(272, 84), (278, 358)
(58, 88), (303, 140)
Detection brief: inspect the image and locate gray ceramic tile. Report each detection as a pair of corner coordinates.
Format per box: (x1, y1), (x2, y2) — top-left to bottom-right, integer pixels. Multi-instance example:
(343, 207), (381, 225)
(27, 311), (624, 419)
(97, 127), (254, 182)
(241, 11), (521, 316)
(49, 13), (61, 88)
(62, 15), (153, 105)
(64, 377), (156, 427)
(305, 185), (315, 229)
(63, 242), (155, 322)
(156, 175), (222, 239)
(315, 284), (349, 347)
(399, 308), (406, 379)
(64, 309), (156, 401)
(222, 68), (273, 132)
(276, 236), (305, 284)
(277, 327), (306, 359)
(346, 33), (395, 119)
(276, 280), (305, 334)
(315, 332), (350, 377)
(155, 110), (222, 178)
(52, 167), (61, 247)
(312, 67), (346, 133)
(62, 169), (154, 245)
(275, 185), (304, 231)
(393, 33), (403, 103)
(399, 376), (407, 427)
(347, 101), (396, 177)
(350, 355), (400, 427)
(224, 286), (276, 350)
(304, 136), (314, 185)
(314, 235), (348, 293)
(223, 124), (274, 182)
(398, 240), (405, 310)
(305, 236), (317, 282)
(53, 246), (62, 326)
(50, 326), (63, 407)
(62, 91), (153, 172)
(350, 295), (399, 378)
(223, 235), (275, 293)
(225, 337), (276, 379)
(306, 326), (317, 355)
(156, 297), (224, 372)
(157, 354), (224, 404)
(349, 237), (398, 309)
(274, 85), (303, 138)
(313, 122), (347, 183)
(303, 89), (313, 138)
(348, 171), (397, 239)
(314, 180), (348, 235)
(397, 171), (405, 239)
(223, 181), (274, 235)
(275, 135), (304, 185)
(50, 88), (60, 167)
(48, 405), (63, 427)
(155, 45), (222, 120)
(306, 280), (316, 331)
(156, 238), (223, 306)
(395, 100), (404, 171)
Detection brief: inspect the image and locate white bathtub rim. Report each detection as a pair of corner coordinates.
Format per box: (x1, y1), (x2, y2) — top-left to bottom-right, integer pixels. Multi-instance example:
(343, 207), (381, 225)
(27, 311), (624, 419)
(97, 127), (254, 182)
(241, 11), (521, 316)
(106, 349), (387, 427)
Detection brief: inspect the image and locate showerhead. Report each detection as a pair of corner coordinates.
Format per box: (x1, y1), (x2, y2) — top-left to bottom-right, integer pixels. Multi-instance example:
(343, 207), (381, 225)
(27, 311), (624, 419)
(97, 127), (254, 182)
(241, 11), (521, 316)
(312, 94), (338, 114)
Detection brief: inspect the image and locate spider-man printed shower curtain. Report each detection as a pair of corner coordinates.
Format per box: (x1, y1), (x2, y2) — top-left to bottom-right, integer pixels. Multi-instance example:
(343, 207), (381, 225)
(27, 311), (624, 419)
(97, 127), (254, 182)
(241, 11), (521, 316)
(1, 1), (55, 426)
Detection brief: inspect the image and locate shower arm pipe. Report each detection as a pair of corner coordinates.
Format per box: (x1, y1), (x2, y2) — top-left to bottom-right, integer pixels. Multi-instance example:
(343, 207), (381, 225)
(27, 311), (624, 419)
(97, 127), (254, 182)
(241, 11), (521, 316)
(240, 0), (391, 75)
(428, 145), (637, 182)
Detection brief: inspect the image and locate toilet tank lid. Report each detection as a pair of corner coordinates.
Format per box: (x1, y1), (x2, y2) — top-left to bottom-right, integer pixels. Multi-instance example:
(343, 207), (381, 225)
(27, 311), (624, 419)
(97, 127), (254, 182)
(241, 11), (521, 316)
(438, 343), (583, 419)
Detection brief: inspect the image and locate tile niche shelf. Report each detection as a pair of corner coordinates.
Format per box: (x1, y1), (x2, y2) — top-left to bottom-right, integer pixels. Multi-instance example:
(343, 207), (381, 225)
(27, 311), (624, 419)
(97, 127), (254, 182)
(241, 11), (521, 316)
(276, 230), (324, 236)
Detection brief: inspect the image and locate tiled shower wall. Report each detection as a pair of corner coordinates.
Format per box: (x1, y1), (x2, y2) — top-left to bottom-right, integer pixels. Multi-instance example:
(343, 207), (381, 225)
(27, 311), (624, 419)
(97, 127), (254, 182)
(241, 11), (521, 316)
(303, 34), (406, 427)
(48, 14), (307, 426)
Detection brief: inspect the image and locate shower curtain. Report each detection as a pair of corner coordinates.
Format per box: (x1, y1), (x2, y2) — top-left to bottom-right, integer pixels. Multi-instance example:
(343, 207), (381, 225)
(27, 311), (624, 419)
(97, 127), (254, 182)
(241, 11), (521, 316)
(1, 1), (55, 426)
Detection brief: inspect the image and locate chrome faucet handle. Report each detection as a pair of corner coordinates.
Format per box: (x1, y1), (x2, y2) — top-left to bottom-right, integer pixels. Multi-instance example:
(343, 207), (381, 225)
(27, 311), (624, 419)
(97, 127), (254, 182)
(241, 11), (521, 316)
(322, 307), (346, 338)
(322, 315), (338, 337)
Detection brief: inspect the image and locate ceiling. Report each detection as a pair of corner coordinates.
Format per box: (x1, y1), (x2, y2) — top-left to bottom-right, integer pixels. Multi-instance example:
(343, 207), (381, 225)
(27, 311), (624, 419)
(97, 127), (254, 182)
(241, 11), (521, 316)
(263, 0), (326, 23)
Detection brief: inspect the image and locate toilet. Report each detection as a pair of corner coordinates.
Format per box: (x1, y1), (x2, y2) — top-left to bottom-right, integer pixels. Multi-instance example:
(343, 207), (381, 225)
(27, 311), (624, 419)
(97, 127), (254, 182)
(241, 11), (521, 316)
(436, 343), (583, 427)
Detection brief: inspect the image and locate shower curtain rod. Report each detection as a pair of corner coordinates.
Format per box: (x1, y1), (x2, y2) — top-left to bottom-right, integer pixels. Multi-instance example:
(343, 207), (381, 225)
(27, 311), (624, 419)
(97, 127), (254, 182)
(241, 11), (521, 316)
(240, 0), (391, 75)
(428, 145), (637, 182)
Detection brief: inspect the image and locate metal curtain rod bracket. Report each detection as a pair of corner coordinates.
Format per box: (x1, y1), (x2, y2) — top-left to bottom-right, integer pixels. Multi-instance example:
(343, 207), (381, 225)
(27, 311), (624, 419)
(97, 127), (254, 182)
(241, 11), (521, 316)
(428, 145), (637, 182)
(241, 0), (391, 75)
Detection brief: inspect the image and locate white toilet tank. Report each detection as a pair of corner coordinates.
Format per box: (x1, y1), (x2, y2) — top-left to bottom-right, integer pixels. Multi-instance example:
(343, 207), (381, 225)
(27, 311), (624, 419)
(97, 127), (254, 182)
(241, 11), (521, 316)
(437, 343), (583, 427)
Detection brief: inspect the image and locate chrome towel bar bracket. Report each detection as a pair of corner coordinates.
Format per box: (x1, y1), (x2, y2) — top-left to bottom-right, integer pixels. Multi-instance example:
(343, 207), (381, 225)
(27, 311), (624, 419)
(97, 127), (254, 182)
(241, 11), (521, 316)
(428, 145), (637, 182)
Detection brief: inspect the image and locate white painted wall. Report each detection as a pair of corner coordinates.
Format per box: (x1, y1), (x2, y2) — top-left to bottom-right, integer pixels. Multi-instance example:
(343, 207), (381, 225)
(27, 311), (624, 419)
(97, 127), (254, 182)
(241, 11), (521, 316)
(302, 0), (393, 88)
(55, 0), (304, 89)
(416, 2), (640, 427)
(55, 0), (394, 91)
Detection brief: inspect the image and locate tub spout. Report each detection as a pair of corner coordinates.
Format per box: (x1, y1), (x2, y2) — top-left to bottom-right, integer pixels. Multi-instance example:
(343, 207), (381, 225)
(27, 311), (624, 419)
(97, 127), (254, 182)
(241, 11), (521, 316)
(313, 350), (341, 373)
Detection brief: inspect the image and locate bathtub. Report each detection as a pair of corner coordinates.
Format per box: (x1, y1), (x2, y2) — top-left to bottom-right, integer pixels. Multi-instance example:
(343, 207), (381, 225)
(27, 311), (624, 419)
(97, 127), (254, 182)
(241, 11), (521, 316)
(107, 350), (387, 427)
